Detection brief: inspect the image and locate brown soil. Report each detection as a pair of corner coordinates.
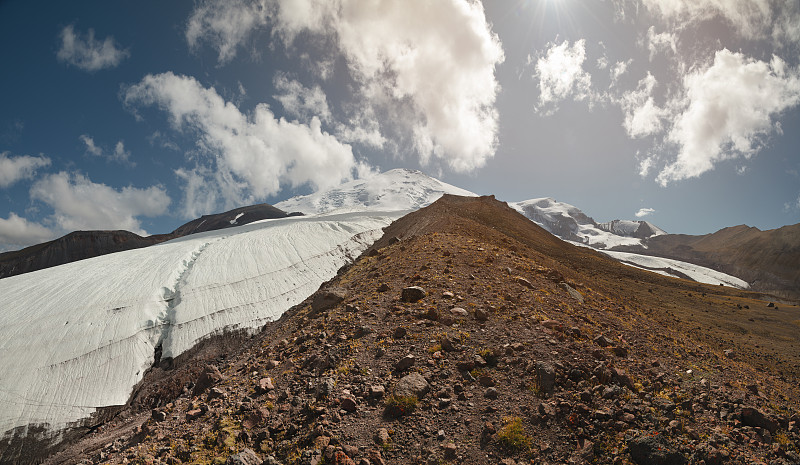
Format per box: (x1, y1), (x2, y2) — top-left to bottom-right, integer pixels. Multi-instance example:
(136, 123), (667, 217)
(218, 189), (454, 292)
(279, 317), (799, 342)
(34, 195), (800, 464)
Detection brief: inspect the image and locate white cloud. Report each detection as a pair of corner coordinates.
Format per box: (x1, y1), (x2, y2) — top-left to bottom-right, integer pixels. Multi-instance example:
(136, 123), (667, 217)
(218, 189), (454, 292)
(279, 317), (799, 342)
(635, 207), (655, 217)
(646, 26), (677, 60)
(657, 50), (800, 185)
(0, 152), (51, 188)
(186, 0), (273, 64)
(124, 72), (358, 216)
(0, 213), (55, 251)
(79, 134), (102, 156)
(533, 39), (593, 114)
(610, 59), (632, 86)
(80, 135), (134, 165)
(186, 0), (504, 173)
(57, 25), (129, 72)
(273, 74), (332, 124)
(620, 73), (667, 138)
(30, 172), (170, 235)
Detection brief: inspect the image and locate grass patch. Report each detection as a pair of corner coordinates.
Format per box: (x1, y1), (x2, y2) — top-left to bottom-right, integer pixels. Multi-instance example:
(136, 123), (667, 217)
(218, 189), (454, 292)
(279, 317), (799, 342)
(497, 416), (532, 452)
(384, 395), (418, 418)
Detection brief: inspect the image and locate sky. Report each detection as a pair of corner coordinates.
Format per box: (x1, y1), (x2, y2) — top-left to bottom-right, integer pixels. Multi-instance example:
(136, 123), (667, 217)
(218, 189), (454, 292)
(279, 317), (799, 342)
(0, 0), (799, 252)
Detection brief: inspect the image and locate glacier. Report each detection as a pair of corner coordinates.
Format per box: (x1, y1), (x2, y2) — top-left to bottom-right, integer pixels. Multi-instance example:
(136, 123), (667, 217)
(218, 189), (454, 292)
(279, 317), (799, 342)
(0, 211), (401, 438)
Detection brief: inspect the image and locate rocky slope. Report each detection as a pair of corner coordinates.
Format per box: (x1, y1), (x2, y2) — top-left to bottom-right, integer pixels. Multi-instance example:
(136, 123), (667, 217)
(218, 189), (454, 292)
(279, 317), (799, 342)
(611, 223), (800, 300)
(40, 195), (800, 465)
(0, 203), (292, 279)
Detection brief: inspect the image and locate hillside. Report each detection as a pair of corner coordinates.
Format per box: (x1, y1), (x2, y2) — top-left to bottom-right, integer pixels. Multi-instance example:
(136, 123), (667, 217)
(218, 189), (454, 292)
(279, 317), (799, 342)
(40, 195), (800, 465)
(612, 224), (800, 300)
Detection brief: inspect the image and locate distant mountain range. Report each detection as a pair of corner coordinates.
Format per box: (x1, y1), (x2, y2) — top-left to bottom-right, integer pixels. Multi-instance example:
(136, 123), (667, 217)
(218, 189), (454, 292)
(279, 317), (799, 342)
(1, 168), (797, 298)
(0, 203), (295, 279)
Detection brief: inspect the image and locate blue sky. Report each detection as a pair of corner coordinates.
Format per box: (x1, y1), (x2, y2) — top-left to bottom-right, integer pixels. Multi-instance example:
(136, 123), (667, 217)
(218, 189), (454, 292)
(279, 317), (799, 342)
(1, 0), (799, 251)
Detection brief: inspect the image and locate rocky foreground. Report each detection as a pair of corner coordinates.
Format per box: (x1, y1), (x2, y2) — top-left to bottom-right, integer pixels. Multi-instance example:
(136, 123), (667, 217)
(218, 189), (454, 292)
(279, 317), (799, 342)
(43, 196), (799, 465)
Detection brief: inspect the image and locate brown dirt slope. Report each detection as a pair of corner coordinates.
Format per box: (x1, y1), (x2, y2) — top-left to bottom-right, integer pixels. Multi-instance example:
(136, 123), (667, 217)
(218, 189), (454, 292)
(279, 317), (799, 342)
(612, 223), (800, 300)
(40, 195), (800, 465)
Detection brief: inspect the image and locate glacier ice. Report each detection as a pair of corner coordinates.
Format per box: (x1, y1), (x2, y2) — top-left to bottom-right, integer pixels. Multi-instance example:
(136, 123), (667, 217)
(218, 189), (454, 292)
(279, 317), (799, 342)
(0, 211), (400, 437)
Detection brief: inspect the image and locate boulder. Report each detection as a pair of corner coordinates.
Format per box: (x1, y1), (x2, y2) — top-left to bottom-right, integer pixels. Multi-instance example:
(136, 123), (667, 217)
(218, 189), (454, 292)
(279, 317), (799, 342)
(312, 287), (346, 313)
(401, 286), (426, 302)
(394, 372), (430, 399)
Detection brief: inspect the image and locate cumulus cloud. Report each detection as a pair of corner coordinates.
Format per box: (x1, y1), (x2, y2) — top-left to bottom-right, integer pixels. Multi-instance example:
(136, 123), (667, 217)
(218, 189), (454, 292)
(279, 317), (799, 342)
(186, 0), (504, 173)
(657, 50), (800, 185)
(620, 73), (667, 138)
(610, 60), (632, 86)
(0, 152), (51, 188)
(80, 135), (134, 165)
(273, 74), (332, 124)
(635, 207), (655, 217)
(123, 72), (358, 216)
(30, 172), (170, 235)
(646, 26), (677, 60)
(185, 0), (269, 64)
(641, 0), (774, 40)
(57, 25), (129, 72)
(532, 39), (593, 114)
(0, 213), (55, 251)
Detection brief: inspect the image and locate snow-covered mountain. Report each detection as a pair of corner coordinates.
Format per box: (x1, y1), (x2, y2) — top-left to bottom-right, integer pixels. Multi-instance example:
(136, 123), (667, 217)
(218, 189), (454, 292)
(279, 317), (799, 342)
(510, 198), (665, 249)
(275, 168), (476, 215)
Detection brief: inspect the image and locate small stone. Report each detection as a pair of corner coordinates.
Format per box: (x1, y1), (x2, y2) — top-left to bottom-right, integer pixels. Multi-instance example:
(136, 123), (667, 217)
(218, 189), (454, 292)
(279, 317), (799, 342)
(611, 346), (629, 357)
(628, 433), (686, 465)
(541, 319), (563, 331)
(442, 442), (457, 460)
(450, 307), (468, 317)
(374, 428), (390, 445)
(484, 387), (498, 399)
(401, 286), (426, 302)
(257, 377), (275, 393)
(535, 361), (556, 394)
(478, 374), (495, 387)
(208, 386), (225, 400)
(442, 291), (455, 299)
(151, 409), (167, 422)
(340, 396), (357, 412)
(560, 282), (584, 303)
(394, 372), (430, 399)
(515, 276), (534, 289)
(311, 287), (346, 313)
(474, 308), (489, 321)
(395, 354), (416, 371)
(377, 283), (390, 292)
(186, 409), (203, 421)
(369, 385), (386, 398)
(593, 334), (612, 347)
(226, 448), (262, 465)
(392, 327), (407, 339)
(192, 364), (223, 396)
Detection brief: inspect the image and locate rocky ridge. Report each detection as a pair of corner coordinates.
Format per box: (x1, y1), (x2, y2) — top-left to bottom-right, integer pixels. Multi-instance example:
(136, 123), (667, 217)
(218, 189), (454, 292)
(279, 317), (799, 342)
(40, 196), (800, 465)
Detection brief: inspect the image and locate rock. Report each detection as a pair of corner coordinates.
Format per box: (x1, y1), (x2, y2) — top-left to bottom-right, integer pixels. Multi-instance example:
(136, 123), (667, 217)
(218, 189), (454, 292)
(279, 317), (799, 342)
(484, 387), (498, 399)
(611, 346), (629, 357)
(368, 385), (386, 399)
(628, 433), (686, 465)
(560, 282), (584, 303)
(192, 365), (223, 396)
(723, 349), (735, 359)
(395, 354), (416, 371)
(401, 286), (426, 302)
(392, 327), (407, 339)
(450, 307), (468, 317)
(741, 407), (779, 433)
(312, 287), (346, 313)
(541, 319), (563, 331)
(535, 361), (556, 394)
(317, 377), (335, 399)
(186, 409), (203, 421)
(442, 291), (455, 298)
(151, 409), (166, 422)
(394, 372), (430, 399)
(340, 396), (357, 412)
(374, 428), (390, 445)
(443, 442), (457, 460)
(257, 377), (275, 393)
(593, 334), (612, 347)
(439, 314), (455, 326)
(263, 456), (283, 465)
(440, 337), (460, 352)
(208, 386), (225, 400)
(515, 276), (535, 289)
(478, 374), (495, 387)
(299, 449), (323, 465)
(226, 448), (262, 465)
(474, 308), (489, 321)
(377, 283), (390, 292)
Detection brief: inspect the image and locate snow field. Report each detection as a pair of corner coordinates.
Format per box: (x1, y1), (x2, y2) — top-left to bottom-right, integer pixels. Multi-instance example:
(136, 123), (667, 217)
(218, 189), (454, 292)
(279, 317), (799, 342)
(0, 211), (400, 436)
